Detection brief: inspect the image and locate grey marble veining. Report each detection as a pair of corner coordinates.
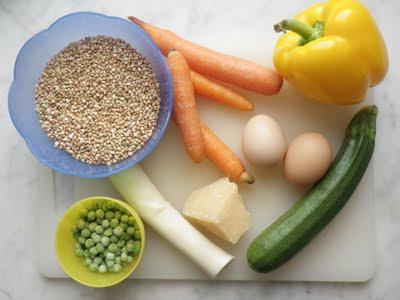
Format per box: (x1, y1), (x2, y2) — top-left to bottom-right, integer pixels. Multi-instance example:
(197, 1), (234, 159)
(1, 0), (399, 299)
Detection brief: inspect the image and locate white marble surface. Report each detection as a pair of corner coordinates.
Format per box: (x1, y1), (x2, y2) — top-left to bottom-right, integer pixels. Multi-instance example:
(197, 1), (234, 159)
(1, 0), (399, 299)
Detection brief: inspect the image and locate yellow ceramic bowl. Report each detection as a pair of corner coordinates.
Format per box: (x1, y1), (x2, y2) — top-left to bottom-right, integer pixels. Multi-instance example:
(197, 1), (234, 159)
(55, 196), (145, 288)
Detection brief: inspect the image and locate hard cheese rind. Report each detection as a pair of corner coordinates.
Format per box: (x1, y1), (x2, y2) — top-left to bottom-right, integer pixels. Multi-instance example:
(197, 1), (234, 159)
(183, 177), (250, 244)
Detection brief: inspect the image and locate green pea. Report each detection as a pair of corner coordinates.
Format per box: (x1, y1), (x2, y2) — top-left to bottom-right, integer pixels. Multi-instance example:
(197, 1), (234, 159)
(117, 240), (126, 248)
(106, 252), (115, 260)
(115, 249), (122, 256)
(128, 216), (135, 225)
(134, 231), (141, 241)
(96, 209), (105, 219)
(120, 223), (128, 230)
(108, 243), (118, 253)
(89, 263), (98, 272)
(127, 255), (133, 263)
(115, 257), (121, 265)
(95, 225), (104, 234)
(83, 250), (90, 258)
(85, 239), (94, 248)
(101, 236), (110, 247)
(75, 248), (84, 257)
(76, 242), (82, 249)
(120, 233), (128, 241)
(87, 210), (96, 221)
(88, 222), (97, 232)
(110, 235), (118, 243)
(99, 264), (107, 273)
(113, 226), (123, 237)
(114, 211), (121, 220)
(104, 228), (113, 237)
(126, 242), (134, 253)
(84, 258), (92, 266)
(94, 257), (103, 265)
(96, 243), (105, 253)
(105, 211), (114, 220)
(78, 236), (86, 245)
(126, 227), (135, 236)
(120, 215), (129, 223)
(121, 252), (128, 262)
(93, 234), (101, 243)
(77, 219), (86, 230)
(112, 263), (122, 273)
(132, 241), (141, 255)
(106, 260), (114, 268)
(81, 228), (91, 238)
(89, 246), (98, 256)
(102, 219), (110, 228)
(110, 218), (119, 228)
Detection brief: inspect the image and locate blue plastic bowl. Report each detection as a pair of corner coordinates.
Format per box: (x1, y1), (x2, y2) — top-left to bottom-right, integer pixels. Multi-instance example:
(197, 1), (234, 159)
(8, 12), (173, 178)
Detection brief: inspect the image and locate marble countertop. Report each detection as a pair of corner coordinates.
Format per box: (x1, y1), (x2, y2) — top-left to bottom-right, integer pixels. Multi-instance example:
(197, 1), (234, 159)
(1, 0), (399, 299)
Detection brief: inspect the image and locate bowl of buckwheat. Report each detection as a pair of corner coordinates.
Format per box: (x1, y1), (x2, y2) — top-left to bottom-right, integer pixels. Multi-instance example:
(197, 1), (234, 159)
(8, 12), (173, 178)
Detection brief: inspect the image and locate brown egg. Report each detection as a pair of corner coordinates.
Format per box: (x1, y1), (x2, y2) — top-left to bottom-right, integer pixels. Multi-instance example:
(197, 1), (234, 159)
(284, 132), (332, 185)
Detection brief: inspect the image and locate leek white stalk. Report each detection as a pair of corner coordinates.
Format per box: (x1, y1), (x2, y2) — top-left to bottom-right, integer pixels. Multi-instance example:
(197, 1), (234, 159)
(110, 165), (233, 278)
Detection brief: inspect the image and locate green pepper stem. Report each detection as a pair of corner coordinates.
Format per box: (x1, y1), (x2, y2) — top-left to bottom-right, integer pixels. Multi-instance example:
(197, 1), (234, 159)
(274, 19), (324, 45)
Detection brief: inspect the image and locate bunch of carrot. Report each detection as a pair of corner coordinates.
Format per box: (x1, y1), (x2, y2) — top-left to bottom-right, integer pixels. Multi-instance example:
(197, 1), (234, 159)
(129, 17), (283, 183)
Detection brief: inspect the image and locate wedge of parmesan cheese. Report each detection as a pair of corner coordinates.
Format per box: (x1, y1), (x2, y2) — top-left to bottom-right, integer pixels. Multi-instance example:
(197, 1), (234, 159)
(183, 177), (250, 244)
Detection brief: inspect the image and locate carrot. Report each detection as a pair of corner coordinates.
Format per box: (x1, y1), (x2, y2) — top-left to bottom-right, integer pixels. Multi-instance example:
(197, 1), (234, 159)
(201, 122), (254, 184)
(191, 71), (254, 111)
(167, 50), (205, 163)
(128, 17), (282, 96)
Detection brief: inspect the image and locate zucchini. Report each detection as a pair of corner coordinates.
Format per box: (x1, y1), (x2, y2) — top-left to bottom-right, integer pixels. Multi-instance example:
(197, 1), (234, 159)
(247, 105), (377, 273)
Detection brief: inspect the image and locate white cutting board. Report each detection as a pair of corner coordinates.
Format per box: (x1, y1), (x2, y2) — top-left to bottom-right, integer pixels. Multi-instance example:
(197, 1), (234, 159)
(36, 39), (375, 281)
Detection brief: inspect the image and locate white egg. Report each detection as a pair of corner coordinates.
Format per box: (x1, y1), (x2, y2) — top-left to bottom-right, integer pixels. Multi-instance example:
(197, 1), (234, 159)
(284, 132), (332, 185)
(242, 115), (286, 167)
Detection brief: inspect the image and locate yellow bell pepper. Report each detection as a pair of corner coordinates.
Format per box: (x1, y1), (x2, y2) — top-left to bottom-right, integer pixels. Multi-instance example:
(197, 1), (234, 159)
(273, 0), (388, 105)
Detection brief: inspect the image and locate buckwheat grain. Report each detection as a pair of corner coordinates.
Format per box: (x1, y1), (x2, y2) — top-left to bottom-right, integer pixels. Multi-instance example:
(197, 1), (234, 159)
(35, 36), (161, 165)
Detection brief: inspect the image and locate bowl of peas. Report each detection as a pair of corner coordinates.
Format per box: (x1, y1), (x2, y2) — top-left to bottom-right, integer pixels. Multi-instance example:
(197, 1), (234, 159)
(55, 196), (145, 287)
